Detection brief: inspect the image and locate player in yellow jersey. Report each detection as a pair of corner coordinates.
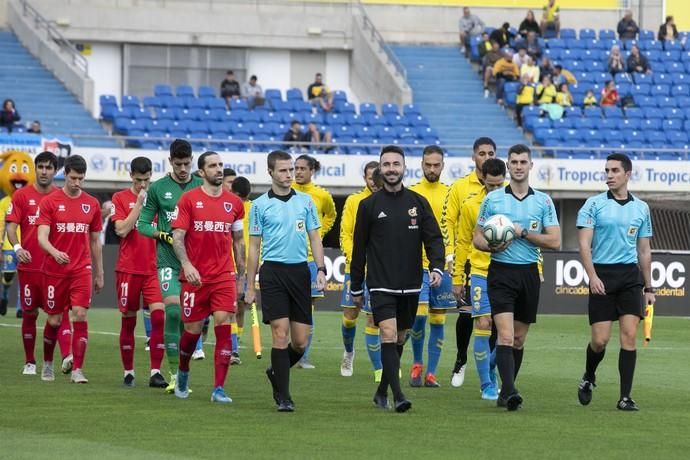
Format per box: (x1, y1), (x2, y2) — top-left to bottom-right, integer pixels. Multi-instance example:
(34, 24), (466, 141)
(455, 158), (507, 400)
(230, 175), (253, 365)
(441, 137), (497, 387)
(408, 146), (456, 387)
(339, 161), (383, 380)
(293, 154), (337, 369)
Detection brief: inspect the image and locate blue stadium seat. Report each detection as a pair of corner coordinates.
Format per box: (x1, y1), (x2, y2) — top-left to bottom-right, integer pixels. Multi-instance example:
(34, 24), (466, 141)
(142, 96), (161, 110)
(598, 29), (615, 40)
(337, 102), (357, 115)
(547, 38), (566, 49)
(264, 89), (282, 102)
(121, 95), (141, 108)
(544, 48), (562, 60)
(640, 118), (662, 131)
(560, 129), (582, 142)
(572, 118), (593, 130)
(560, 29), (577, 39)
(229, 99), (248, 111)
(662, 50), (681, 61)
(209, 109), (231, 122)
(631, 83), (650, 95)
(176, 85), (195, 98)
(583, 107), (602, 119)
(184, 98), (205, 110)
(204, 98), (226, 111)
(403, 104), (421, 116)
(564, 39), (585, 50)
(636, 95), (657, 108)
(581, 129), (603, 143)
(154, 84), (173, 97)
(553, 117), (575, 129)
(160, 96), (184, 109)
(650, 84), (671, 96)
(100, 94), (117, 106)
(533, 128), (558, 145)
(333, 90), (348, 103)
(365, 113), (385, 126)
(381, 103), (400, 115)
(286, 88), (303, 101)
(645, 130), (666, 146)
(100, 103), (118, 121)
(583, 39), (606, 50)
(633, 73), (652, 84)
(667, 62), (685, 75)
(666, 131), (688, 144)
(304, 112), (324, 125)
(406, 114), (430, 127)
(270, 100), (289, 113)
(621, 129), (643, 143)
(656, 96), (677, 108)
(148, 119), (173, 133)
(662, 107), (684, 120)
(198, 86), (215, 99)
(579, 28), (596, 40)
(638, 30), (654, 40)
(154, 107), (175, 121)
(663, 119), (683, 131)
(614, 72), (633, 84)
(345, 113), (364, 127)
(642, 107), (663, 119)
(652, 73), (671, 85)
(617, 118), (641, 130)
(359, 102), (377, 115)
(639, 40), (662, 51)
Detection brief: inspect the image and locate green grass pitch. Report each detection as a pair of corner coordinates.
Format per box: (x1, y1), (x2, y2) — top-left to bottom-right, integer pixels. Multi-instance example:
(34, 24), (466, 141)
(1, 310), (689, 459)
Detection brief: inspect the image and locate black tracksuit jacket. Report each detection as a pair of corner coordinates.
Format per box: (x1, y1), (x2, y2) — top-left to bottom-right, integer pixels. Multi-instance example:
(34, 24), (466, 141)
(350, 186), (445, 296)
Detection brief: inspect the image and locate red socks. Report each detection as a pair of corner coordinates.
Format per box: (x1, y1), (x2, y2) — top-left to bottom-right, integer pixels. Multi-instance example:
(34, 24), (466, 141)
(43, 321), (59, 363)
(214, 324), (232, 388)
(21, 313), (37, 364)
(149, 309), (165, 370)
(72, 321), (88, 370)
(57, 310), (72, 359)
(119, 316), (137, 371)
(179, 331), (200, 373)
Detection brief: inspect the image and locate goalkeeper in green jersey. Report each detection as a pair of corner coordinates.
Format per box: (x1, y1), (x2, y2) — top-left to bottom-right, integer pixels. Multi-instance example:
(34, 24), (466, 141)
(137, 139), (202, 393)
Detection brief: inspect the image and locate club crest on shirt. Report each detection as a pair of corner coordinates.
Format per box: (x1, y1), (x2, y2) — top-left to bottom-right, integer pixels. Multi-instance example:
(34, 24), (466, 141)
(296, 219), (305, 232)
(628, 226), (638, 237)
(183, 307), (192, 317)
(224, 202), (233, 213)
(530, 220), (539, 231)
(408, 207), (417, 217)
(81, 204), (91, 214)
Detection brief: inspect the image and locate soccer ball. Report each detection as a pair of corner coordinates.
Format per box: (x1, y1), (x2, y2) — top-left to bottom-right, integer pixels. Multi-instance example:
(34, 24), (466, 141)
(483, 214), (516, 245)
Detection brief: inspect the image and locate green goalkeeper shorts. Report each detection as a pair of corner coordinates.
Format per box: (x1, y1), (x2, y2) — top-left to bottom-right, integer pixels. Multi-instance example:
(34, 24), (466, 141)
(158, 266), (181, 298)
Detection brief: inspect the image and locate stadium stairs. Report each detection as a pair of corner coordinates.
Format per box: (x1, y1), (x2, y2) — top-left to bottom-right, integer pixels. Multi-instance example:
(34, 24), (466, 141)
(0, 30), (115, 147)
(391, 45), (526, 155)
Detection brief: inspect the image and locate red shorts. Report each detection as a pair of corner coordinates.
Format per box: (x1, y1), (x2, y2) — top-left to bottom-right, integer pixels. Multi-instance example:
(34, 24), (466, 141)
(180, 278), (236, 323)
(116, 271), (164, 313)
(18, 270), (45, 312)
(43, 270), (92, 315)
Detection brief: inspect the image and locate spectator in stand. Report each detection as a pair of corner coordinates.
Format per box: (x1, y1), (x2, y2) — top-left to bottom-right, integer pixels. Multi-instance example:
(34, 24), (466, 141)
(539, 56), (555, 79)
(477, 32), (493, 61)
(608, 45), (626, 76)
(283, 120), (303, 150)
(458, 7), (485, 58)
(556, 83), (573, 107)
(307, 73), (334, 112)
(536, 74), (557, 105)
(658, 16), (678, 42)
(513, 46), (529, 69)
(515, 74), (536, 127)
(617, 11), (639, 40)
(583, 89), (598, 106)
(490, 23), (513, 48)
(540, 0), (560, 37)
(525, 31), (542, 60)
(627, 45), (652, 74)
(601, 80), (619, 106)
(482, 41), (503, 97)
(301, 122), (332, 152)
(493, 49), (520, 105)
(220, 70), (241, 107)
(519, 10), (541, 39)
(241, 75), (264, 109)
(520, 55), (540, 84)
(552, 64), (577, 86)
(26, 120), (42, 134)
(0, 99), (21, 133)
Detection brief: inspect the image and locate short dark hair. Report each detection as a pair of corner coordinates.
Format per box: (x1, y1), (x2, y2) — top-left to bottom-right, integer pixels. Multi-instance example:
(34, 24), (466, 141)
(606, 153), (632, 172)
(250, 75), (257, 81)
(508, 143), (532, 159)
(363, 161), (379, 176)
(482, 158), (507, 178)
(227, 70), (234, 75)
(473, 137), (496, 153)
(223, 168), (236, 178)
(34, 151), (57, 170)
(267, 150), (292, 170)
(372, 167), (383, 188)
(231, 176), (251, 199)
(130, 156), (152, 175)
(296, 154), (321, 173)
(64, 155), (87, 175)
(554, 64), (563, 71)
(380, 144), (405, 158)
(422, 145), (444, 157)
(291, 120), (300, 127)
(170, 139), (192, 160)
(197, 151), (218, 170)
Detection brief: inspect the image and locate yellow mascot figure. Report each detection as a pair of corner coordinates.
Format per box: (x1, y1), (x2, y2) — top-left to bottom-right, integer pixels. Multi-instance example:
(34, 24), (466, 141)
(0, 150), (36, 317)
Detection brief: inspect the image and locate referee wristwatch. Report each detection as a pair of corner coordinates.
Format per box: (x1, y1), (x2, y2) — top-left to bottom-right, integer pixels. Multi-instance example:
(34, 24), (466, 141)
(643, 287), (656, 294)
(520, 228), (528, 239)
(317, 266), (327, 275)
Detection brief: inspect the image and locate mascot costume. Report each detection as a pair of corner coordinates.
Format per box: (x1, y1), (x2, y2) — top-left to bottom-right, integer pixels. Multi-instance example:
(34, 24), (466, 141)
(0, 150), (35, 316)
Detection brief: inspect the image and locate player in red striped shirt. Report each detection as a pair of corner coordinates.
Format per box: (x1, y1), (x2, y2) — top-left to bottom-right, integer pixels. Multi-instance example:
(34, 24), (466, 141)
(37, 155), (104, 384)
(6, 151), (73, 377)
(171, 151), (245, 403)
(111, 157), (167, 388)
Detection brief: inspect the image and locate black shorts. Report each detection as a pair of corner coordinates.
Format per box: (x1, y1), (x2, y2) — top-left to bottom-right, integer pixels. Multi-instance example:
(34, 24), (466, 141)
(487, 261), (540, 324)
(259, 261), (312, 325)
(588, 263), (644, 325)
(369, 292), (420, 330)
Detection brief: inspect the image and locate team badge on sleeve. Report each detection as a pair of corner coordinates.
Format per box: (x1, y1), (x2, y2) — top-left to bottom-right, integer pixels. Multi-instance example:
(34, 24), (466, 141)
(296, 220), (305, 232)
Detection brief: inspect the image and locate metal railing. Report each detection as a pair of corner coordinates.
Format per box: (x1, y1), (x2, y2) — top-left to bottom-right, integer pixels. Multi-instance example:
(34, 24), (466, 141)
(17, 0), (89, 76)
(356, 3), (407, 81)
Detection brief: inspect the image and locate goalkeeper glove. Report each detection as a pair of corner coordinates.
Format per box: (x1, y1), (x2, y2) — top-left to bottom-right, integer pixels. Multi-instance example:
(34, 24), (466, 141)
(158, 231), (173, 245)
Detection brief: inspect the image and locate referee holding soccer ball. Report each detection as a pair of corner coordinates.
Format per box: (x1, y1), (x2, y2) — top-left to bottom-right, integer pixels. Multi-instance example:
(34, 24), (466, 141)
(473, 144), (561, 411)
